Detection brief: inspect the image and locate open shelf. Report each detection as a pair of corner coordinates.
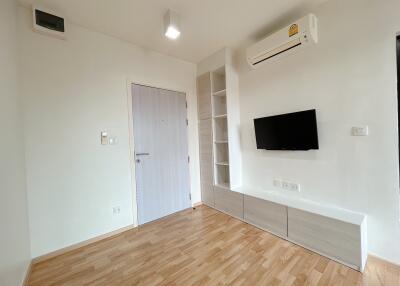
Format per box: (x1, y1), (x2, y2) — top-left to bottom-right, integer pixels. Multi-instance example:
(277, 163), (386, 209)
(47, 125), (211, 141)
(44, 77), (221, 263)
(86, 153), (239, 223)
(215, 164), (230, 187)
(213, 89), (226, 96)
(212, 94), (227, 118)
(214, 141), (229, 164)
(213, 114), (227, 119)
(213, 117), (228, 142)
(215, 182), (230, 190)
(212, 67), (226, 93)
(214, 140), (228, 144)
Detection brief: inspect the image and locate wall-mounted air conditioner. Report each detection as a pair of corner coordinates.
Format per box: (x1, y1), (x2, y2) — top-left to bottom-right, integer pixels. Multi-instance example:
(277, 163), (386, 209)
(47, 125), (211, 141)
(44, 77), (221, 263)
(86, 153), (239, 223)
(32, 6), (66, 39)
(246, 14), (318, 68)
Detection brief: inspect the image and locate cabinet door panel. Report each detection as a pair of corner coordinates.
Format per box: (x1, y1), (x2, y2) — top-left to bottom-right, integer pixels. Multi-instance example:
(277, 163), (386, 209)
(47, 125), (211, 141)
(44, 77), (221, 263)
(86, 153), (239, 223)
(288, 208), (361, 269)
(199, 119), (214, 206)
(214, 187), (243, 219)
(244, 195), (287, 238)
(197, 73), (212, 120)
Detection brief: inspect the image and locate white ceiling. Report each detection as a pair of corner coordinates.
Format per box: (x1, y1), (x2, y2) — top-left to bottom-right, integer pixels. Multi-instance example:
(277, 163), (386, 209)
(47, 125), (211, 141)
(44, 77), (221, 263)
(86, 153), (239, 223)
(18, 0), (327, 63)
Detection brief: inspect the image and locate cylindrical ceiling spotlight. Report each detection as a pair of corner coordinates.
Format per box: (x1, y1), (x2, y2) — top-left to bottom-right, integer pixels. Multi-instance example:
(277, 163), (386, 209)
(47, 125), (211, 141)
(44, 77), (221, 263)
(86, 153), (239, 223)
(164, 9), (181, 40)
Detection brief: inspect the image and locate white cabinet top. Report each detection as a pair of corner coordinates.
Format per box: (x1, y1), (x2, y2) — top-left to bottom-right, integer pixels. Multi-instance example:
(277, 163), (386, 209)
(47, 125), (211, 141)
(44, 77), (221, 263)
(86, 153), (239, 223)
(236, 186), (366, 225)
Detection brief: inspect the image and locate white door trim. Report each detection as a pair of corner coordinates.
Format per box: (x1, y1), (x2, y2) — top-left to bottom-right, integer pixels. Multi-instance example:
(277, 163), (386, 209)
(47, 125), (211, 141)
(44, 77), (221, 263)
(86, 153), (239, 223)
(126, 78), (191, 227)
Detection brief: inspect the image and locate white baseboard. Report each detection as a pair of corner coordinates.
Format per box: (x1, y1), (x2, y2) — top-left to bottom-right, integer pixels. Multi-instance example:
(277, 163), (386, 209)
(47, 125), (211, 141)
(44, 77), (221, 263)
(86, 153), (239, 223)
(32, 224), (135, 264)
(22, 260), (33, 286)
(368, 253), (400, 268)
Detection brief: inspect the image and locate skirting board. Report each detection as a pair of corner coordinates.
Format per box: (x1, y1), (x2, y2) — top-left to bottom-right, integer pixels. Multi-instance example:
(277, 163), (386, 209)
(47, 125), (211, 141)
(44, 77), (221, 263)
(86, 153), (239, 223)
(32, 224), (135, 264)
(368, 253), (400, 268)
(22, 261), (33, 286)
(193, 202), (203, 207)
(31, 206), (196, 264)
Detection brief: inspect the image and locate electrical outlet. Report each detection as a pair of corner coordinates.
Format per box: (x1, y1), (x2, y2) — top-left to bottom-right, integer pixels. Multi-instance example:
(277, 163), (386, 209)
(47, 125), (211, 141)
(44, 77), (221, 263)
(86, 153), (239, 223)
(112, 206), (121, 215)
(351, 126), (369, 136)
(275, 179), (301, 192)
(282, 181), (290, 190)
(273, 178), (282, 188)
(109, 137), (118, 145)
(289, 183), (301, 192)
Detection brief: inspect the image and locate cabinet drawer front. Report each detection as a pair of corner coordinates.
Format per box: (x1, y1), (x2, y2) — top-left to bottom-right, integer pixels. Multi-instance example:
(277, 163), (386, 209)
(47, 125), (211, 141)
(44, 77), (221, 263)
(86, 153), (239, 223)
(197, 73), (212, 120)
(200, 168), (214, 207)
(214, 187), (243, 219)
(199, 119), (214, 207)
(288, 208), (361, 268)
(244, 195), (287, 238)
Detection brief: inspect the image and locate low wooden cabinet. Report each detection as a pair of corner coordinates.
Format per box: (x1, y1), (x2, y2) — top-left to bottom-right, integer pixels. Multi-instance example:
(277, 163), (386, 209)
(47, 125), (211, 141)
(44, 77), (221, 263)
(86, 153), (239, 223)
(288, 207), (365, 270)
(214, 187), (243, 219)
(206, 188), (367, 272)
(243, 195), (288, 238)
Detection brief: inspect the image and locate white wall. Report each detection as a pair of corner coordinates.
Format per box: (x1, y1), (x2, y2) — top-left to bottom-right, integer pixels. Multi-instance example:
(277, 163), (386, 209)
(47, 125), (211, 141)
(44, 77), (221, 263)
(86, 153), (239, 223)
(0, 0), (31, 285)
(237, 0), (400, 264)
(17, 6), (199, 258)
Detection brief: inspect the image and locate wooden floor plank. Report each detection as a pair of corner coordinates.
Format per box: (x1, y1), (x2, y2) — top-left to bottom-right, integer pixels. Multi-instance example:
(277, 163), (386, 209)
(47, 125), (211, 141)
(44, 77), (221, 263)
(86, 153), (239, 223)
(27, 205), (400, 286)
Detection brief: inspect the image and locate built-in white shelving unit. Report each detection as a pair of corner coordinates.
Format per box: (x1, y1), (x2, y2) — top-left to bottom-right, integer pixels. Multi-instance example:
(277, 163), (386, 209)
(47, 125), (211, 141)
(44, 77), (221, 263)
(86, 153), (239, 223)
(196, 48), (367, 272)
(197, 48), (242, 198)
(211, 67), (230, 188)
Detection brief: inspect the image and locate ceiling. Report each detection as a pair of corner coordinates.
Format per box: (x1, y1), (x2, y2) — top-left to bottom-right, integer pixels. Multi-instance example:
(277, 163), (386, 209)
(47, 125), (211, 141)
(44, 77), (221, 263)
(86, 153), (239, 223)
(18, 0), (327, 63)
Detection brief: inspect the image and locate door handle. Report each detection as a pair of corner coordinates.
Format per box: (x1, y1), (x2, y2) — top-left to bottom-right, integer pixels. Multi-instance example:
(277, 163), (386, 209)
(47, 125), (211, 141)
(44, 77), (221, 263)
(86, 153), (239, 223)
(135, 152), (150, 156)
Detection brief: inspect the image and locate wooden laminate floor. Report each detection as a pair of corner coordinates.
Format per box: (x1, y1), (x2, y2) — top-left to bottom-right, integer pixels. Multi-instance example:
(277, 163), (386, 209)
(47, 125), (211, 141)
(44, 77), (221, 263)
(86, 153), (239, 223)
(28, 205), (400, 286)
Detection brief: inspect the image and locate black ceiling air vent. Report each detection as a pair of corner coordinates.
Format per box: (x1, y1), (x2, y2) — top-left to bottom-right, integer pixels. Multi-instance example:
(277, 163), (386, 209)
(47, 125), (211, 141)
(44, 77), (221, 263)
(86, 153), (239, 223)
(33, 7), (66, 39)
(35, 9), (64, 32)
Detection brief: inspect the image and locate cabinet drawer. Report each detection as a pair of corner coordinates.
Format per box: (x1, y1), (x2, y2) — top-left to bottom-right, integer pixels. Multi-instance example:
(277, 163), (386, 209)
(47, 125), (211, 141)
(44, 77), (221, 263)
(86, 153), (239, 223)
(244, 195), (287, 238)
(288, 207), (361, 269)
(214, 187), (243, 219)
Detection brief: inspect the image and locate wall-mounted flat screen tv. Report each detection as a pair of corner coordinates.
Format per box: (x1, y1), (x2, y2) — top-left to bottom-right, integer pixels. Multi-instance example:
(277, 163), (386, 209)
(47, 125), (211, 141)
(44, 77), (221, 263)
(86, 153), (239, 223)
(254, 109), (319, 151)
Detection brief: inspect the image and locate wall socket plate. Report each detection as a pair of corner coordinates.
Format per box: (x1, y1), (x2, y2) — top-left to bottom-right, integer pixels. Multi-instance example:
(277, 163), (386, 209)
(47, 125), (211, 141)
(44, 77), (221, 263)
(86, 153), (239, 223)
(282, 181), (290, 189)
(109, 137), (118, 145)
(351, 126), (369, 136)
(273, 178), (300, 192)
(273, 178), (282, 188)
(289, 182), (301, 192)
(112, 206), (121, 214)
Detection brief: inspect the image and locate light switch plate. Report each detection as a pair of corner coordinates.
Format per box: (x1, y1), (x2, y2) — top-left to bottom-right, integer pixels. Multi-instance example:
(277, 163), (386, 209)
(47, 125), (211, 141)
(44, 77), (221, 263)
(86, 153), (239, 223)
(352, 126), (369, 136)
(101, 131), (108, 145)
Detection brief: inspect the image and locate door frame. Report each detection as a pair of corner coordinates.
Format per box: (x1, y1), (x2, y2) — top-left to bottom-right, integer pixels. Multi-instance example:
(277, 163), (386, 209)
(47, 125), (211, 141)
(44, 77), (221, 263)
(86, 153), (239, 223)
(397, 35), (400, 190)
(126, 79), (192, 227)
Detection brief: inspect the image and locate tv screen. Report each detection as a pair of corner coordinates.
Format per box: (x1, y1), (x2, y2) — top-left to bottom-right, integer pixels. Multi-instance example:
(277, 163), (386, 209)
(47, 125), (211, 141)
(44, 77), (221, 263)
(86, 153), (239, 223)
(254, 109), (319, 151)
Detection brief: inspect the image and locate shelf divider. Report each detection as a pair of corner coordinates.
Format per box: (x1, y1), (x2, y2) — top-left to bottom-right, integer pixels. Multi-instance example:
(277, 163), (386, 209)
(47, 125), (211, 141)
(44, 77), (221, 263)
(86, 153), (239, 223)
(213, 89), (226, 96)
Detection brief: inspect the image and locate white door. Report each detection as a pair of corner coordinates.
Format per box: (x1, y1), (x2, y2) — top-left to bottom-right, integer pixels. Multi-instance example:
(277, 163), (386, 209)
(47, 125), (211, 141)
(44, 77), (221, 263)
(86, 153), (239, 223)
(132, 84), (191, 224)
